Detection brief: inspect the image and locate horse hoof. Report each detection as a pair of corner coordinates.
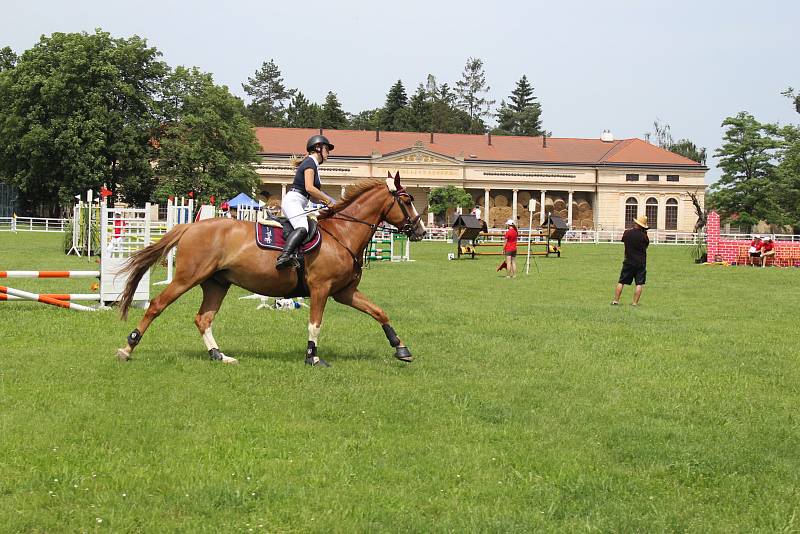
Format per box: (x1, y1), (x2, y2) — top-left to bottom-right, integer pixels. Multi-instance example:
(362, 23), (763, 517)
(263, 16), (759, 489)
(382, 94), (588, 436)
(305, 356), (331, 367)
(116, 348), (131, 362)
(221, 354), (239, 365)
(395, 346), (413, 362)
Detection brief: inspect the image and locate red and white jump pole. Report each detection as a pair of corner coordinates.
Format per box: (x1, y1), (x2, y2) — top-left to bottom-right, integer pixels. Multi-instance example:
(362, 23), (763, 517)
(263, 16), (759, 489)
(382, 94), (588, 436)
(0, 286), (97, 312)
(0, 271), (100, 278)
(0, 292), (100, 302)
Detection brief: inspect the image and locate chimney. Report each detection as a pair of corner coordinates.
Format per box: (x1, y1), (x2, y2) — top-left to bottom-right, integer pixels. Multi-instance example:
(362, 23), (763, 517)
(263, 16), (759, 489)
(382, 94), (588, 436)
(542, 134), (547, 148)
(430, 132), (434, 143)
(376, 128), (380, 142)
(600, 130), (614, 142)
(319, 127), (323, 135)
(488, 132), (492, 146)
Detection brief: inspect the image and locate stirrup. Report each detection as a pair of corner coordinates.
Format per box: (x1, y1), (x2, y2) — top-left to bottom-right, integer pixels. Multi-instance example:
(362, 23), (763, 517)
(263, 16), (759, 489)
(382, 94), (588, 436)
(275, 254), (299, 270)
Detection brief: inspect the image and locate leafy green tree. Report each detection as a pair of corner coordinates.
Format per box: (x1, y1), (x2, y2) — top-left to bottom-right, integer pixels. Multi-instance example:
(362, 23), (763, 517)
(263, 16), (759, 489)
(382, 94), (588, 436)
(0, 46), (16, 71)
(320, 91), (347, 129)
(773, 122), (800, 231)
(454, 57), (494, 132)
(154, 66), (260, 202)
(708, 112), (784, 227)
(347, 108), (380, 130)
(242, 59), (294, 126)
(669, 139), (707, 165)
(380, 80), (408, 131)
(644, 118), (707, 164)
(427, 185), (472, 217)
(782, 87), (800, 114)
(0, 30), (167, 213)
(286, 91), (321, 128)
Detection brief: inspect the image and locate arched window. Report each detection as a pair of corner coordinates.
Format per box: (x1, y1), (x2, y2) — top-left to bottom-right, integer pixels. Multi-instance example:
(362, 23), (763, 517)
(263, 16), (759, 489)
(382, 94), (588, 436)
(665, 198), (678, 230)
(645, 197), (659, 229)
(624, 197), (638, 228)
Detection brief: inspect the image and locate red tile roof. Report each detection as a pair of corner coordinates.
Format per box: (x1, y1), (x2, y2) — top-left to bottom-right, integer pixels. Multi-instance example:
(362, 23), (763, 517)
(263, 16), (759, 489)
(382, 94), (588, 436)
(254, 127), (704, 167)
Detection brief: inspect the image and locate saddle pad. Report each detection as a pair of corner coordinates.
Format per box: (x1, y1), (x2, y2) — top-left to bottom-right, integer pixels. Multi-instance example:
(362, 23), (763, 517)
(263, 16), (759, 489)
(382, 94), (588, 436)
(255, 223), (322, 253)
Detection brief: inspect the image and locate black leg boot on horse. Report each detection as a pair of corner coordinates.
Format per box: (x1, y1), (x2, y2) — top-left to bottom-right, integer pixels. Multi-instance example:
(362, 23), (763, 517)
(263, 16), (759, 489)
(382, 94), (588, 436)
(275, 228), (308, 270)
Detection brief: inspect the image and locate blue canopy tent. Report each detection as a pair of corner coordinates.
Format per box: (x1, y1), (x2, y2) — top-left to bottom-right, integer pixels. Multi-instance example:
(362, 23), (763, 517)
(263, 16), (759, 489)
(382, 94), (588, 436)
(227, 193), (260, 209)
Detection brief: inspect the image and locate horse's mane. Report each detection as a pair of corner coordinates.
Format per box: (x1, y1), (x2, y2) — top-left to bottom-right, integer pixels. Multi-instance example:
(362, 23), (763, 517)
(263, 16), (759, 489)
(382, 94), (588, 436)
(318, 179), (385, 220)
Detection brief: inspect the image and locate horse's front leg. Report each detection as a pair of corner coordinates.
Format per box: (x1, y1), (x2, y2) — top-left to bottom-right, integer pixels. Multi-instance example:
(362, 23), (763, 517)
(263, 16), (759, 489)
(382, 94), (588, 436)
(333, 287), (412, 362)
(306, 286), (332, 367)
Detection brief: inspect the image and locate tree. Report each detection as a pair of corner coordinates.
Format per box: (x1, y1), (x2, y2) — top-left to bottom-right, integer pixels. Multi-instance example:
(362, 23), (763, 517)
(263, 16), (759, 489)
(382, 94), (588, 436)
(707, 112), (784, 227)
(154, 66), (261, 203)
(669, 139), (707, 165)
(320, 91), (348, 129)
(400, 84), (432, 132)
(0, 30), (167, 213)
(242, 59), (294, 126)
(454, 57), (495, 132)
(347, 108), (380, 130)
(644, 118), (707, 164)
(380, 80), (408, 131)
(286, 91), (321, 128)
(782, 87), (800, 115)
(494, 75), (544, 136)
(0, 46), (16, 71)
(427, 185), (472, 217)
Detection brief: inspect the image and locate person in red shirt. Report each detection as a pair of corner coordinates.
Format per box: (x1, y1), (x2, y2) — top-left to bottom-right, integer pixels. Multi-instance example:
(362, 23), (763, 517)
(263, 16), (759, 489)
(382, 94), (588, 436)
(503, 219), (518, 278)
(748, 236), (762, 266)
(760, 236), (776, 267)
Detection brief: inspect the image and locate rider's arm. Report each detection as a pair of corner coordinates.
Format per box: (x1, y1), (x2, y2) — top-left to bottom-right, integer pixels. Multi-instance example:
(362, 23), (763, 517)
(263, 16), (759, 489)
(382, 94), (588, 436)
(304, 168), (336, 206)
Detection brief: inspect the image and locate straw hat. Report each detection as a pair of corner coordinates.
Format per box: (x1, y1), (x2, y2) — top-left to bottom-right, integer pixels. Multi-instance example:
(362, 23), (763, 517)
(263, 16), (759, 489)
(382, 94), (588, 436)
(633, 215), (649, 229)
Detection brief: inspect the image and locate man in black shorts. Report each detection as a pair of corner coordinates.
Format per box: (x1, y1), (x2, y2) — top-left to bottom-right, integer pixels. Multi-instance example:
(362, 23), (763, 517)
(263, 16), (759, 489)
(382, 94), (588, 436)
(611, 215), (650, 306)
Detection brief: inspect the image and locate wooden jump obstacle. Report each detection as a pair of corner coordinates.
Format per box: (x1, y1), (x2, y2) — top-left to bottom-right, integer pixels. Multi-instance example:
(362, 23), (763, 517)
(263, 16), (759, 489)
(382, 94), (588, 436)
(451, 213), (568, 260)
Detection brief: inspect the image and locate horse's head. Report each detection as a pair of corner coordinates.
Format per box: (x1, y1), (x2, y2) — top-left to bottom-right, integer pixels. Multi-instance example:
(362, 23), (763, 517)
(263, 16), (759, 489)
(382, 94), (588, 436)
(383, 172), (426, 241)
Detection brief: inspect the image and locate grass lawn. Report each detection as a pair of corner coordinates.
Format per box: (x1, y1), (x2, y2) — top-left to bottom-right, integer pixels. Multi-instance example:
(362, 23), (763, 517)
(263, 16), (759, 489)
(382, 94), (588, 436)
(1, 232), (798, 532)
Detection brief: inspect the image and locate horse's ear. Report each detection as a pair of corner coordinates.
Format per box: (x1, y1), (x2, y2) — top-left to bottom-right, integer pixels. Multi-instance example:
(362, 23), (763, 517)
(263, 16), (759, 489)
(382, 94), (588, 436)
(387, 171), (392, 178)
(394, 172), (401, 190)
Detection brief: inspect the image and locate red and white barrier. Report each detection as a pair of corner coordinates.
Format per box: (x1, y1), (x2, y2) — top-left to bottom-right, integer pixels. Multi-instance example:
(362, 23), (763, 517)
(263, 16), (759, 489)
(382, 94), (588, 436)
(2, 204), (153, 312)
(0, 292), (100, 302)
(0, 286), (97, 312)
(0, 271), (100, 278)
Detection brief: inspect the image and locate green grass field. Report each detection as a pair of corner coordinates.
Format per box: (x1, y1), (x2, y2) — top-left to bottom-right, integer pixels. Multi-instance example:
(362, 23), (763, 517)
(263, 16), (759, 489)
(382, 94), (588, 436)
(1, 232), (798, 532)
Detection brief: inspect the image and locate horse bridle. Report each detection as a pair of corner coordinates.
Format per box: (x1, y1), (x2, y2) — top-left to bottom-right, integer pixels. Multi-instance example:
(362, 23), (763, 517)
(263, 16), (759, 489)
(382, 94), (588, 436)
(326, 189), (420, 238)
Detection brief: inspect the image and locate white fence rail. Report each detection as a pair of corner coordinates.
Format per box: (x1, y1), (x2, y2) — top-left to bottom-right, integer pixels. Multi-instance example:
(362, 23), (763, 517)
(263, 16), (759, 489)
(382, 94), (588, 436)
(5, 216), (800, 246)
(0, 217), (68, 232)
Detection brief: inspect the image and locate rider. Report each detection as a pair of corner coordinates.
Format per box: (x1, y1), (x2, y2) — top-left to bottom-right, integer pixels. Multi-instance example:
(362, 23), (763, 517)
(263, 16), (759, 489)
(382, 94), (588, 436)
(275, 134), (338, 270)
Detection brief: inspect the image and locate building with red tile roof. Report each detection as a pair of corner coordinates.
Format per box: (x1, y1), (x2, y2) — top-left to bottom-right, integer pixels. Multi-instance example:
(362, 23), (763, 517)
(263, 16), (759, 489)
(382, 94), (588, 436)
(254, 127), (707, 232)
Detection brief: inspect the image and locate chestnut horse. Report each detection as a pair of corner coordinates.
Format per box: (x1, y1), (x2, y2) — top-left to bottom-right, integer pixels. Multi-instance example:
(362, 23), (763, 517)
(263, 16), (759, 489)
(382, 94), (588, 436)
(115, 174), (426, 366)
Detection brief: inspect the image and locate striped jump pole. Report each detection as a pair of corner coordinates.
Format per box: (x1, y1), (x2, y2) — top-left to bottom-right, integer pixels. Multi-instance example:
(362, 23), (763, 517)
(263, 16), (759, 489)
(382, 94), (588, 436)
(0, 271), (100, 278)
(0, 286), (97, 312)
(0, 292), (100, 302)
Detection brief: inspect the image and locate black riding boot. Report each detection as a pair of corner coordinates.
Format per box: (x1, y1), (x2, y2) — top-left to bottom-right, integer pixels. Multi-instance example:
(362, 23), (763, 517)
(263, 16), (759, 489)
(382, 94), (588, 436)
(275, 228), (308, 270)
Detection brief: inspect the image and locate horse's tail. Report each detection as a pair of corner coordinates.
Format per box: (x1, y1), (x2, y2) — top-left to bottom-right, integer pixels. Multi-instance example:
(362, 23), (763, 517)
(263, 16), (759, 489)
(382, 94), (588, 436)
(118, 224), (191, 320)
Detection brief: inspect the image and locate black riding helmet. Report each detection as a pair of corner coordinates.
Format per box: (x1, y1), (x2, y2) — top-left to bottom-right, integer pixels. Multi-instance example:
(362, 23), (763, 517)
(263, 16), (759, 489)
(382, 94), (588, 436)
(306, 135), (334, 153)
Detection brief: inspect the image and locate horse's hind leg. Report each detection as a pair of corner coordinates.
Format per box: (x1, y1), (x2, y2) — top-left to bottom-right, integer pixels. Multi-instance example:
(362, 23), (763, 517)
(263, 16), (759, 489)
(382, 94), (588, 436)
(332, 287), (413, 362)
(116, 279), (196, 361)
(195, 279), (237, 364)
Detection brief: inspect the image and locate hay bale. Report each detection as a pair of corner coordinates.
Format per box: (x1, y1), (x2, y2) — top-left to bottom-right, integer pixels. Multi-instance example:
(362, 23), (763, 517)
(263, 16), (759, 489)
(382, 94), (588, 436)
(577, 201), (591, 211)
(490, 206), (513, 228)
(553, 199), (566, 211)
(518, 191), (531, 205)
(493, 194), (509, 207)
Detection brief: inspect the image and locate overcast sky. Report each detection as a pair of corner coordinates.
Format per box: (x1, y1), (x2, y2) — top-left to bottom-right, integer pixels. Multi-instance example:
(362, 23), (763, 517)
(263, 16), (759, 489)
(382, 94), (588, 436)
(3, 0), (798, 183)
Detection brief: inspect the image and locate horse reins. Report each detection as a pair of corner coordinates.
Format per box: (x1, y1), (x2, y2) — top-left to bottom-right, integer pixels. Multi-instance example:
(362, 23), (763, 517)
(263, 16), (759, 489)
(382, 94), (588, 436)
(319, 190), (420, 269)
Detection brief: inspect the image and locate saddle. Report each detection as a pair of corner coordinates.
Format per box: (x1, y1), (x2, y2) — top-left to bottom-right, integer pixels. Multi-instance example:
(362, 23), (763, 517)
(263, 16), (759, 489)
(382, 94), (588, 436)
(254, 213), (322, 253)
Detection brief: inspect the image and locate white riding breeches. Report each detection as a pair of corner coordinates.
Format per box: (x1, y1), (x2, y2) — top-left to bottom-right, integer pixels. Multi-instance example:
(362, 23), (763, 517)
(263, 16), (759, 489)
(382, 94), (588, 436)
(282, 190), (310, 232)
